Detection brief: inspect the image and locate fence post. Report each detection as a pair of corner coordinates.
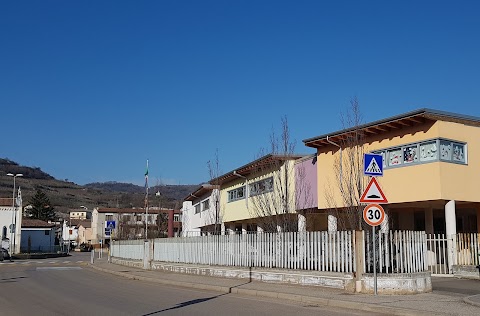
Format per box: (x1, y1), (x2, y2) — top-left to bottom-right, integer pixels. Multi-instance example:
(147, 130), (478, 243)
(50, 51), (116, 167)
(354, 230), (364, 293)
(143, 239), (151, 270)
(91, 249), (94, 264)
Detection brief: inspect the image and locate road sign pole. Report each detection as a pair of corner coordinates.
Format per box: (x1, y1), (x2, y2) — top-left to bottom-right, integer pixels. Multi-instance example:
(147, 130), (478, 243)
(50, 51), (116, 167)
(373, 225), (377, 295)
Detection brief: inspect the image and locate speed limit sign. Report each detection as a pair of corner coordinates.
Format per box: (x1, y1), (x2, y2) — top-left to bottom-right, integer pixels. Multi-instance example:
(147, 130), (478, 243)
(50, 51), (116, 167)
(363, 204), (385, 226)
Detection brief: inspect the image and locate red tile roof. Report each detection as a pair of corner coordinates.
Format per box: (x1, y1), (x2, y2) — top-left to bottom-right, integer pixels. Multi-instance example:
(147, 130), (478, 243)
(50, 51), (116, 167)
(0, 198), (14, 207)
(22, 218), (55, 228)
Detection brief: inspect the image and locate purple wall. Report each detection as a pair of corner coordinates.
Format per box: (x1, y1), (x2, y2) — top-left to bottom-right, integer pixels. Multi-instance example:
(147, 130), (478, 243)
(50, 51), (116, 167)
(295, 155), (318, 210)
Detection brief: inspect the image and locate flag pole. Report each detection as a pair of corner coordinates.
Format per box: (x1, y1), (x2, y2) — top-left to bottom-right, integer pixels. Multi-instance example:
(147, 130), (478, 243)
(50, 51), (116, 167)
(145, 159), (149, 240)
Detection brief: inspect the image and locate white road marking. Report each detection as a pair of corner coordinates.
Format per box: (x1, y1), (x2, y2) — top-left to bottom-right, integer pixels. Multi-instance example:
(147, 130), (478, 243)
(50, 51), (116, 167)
(36, 267), (83, 271)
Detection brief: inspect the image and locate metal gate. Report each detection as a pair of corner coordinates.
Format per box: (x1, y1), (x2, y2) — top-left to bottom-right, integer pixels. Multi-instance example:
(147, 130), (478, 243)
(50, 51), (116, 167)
(426, 233), (451, 275)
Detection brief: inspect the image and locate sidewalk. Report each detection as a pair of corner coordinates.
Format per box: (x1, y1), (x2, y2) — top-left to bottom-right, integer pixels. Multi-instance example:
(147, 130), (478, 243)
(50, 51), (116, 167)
(88, 257), (480, 316)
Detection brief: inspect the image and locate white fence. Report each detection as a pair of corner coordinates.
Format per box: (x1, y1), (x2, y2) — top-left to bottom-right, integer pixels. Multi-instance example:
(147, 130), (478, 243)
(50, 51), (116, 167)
(426, 233), (450, 274)
(111, 230), (430, 275)
(364, 230), (427, 274)
(110, 239), (144, 260)
(154, 231), (356, 273)
(456, 233), (480, 266)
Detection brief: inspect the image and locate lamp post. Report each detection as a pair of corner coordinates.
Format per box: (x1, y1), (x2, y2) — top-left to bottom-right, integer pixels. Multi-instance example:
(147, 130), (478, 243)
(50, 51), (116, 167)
(7, 173), (23, 254)
(79, 206), (88, 244)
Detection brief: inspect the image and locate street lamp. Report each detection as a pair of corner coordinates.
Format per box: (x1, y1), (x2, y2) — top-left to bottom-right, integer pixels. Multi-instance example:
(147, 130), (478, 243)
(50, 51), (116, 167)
(6, 173), (23, 254)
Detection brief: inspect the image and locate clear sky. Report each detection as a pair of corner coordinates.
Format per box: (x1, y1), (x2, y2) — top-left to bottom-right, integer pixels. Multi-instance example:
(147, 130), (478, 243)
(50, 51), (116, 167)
(1, 1), (479, 186)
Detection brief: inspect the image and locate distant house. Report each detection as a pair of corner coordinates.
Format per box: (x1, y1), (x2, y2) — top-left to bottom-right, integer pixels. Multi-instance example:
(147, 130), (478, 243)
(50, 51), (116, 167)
(91, 207), (182, 245)
(62, 219), (79, 246)
(21, 219), (56, 253)
(77, 220), (92, 245)
(69, 210), (91, 220)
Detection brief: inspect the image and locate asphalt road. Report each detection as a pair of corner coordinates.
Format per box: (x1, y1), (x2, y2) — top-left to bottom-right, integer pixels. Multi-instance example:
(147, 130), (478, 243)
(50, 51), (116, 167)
(0, 252), (385, 316)
(431, 276), (480, 296)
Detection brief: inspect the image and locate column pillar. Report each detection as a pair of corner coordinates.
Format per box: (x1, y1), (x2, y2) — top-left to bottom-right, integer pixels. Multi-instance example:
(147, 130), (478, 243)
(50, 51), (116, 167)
(445, 200), (457, 271)
(242, 223), (247, 234)
(298, 212), (306, 232)
(221, 223), (226, 235)
(425, 207), (434, 235)
(143, 240), (151, 270)
(328, 213), (337, 232)
(355, 230), (365, 292)
(168, 209), (174, 238)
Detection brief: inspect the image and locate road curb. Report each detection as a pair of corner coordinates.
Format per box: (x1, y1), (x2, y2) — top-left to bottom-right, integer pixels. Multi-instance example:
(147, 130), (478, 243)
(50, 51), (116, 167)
(464, 295), (480, 308)
(88, 264), (436, 316)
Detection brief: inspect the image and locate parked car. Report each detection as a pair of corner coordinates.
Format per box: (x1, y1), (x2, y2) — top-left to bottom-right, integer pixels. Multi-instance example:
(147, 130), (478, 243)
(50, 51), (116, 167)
(0, 248), (10, 261)
(79, 243), (93, 252)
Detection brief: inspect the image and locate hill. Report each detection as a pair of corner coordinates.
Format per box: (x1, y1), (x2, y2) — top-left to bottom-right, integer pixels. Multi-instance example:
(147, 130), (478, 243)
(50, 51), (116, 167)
(0, 158), (198, 218)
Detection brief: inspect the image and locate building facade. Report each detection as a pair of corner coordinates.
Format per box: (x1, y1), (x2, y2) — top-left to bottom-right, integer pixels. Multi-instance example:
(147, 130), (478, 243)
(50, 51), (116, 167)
(182, 184), (220, 236)
(207, 154), (308, 233)
(21, 219), (56, 253)
(91, 207), (182, 245)
(0, 189), (23, 254)
(303, 109), (480, 269)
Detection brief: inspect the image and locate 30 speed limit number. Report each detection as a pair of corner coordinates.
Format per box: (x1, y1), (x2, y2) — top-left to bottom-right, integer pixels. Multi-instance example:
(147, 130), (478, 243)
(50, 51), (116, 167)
(363, 204), (385, 227)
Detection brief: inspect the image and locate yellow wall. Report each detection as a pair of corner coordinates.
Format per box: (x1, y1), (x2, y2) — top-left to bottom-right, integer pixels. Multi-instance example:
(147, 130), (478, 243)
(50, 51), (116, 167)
(221, 162), (296, 223)
(317, 120), (480, 209)
(221, 177), (250, 222)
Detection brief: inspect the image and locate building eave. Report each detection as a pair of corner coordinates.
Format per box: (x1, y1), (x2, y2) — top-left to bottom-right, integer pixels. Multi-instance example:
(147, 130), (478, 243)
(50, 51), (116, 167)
(210, 154), (305, 185)
(303, 108), (480, 149)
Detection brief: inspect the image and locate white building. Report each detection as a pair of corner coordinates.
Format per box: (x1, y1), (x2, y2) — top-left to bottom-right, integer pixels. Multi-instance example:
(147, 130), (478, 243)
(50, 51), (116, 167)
(182, 184), (221, 236)
(62, 219), (79, 246)
(0, 188), (23, 254)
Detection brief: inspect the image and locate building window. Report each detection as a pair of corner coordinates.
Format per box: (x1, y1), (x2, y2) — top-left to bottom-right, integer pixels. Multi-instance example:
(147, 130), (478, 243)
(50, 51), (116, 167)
(373, 138), (467, 170)
(194, 203), (201, 214)
(122, 215), (130, 222)
(174, 214), (180, 222)
(419, 141), (438, 162)
(249, 177), (274, 196)
(228, 186), (245, 202)
(440, 140), (466, 163)
(403, 144), (418, 164)
(452, 142), (466, 163)
(387, 148), (402, 166)
(106, 215), (113, 221)
(136, 215), (142, 221)
(202, 199), (210, 211)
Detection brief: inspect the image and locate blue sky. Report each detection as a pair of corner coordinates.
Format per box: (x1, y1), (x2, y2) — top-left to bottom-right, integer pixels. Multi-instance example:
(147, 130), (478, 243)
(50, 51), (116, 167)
(1, 1), (479, 186)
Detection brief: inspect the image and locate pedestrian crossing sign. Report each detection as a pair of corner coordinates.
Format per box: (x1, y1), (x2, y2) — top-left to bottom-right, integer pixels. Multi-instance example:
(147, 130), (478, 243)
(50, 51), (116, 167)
(364, 153), (383, 176)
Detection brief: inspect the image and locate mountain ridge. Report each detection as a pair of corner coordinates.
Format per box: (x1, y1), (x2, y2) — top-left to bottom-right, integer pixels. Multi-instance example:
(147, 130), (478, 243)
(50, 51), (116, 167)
(0, 158), (198, 217)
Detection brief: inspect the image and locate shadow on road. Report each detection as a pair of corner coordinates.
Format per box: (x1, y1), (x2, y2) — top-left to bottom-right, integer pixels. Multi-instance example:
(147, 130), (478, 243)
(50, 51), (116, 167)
(142, 294), (226, 315)
(142, 266), (254, 315)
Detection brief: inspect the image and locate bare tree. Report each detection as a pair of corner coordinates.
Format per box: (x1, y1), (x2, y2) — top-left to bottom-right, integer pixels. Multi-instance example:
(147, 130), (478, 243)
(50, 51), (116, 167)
(325, 97), (369, 230)
(206, 149), (223, 234)
(248, 116), (311, 232)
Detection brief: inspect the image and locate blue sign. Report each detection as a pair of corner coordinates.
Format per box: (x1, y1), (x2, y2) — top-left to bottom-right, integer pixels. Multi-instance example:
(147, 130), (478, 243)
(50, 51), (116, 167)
(106, 221), (116, 229)
(364, 154), (383, 176)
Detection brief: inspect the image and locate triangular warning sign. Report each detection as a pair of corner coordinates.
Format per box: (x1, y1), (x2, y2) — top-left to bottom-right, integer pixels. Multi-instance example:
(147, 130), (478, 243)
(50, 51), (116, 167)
(360, 177), (388, 203)
(365, 158), (381, 174)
